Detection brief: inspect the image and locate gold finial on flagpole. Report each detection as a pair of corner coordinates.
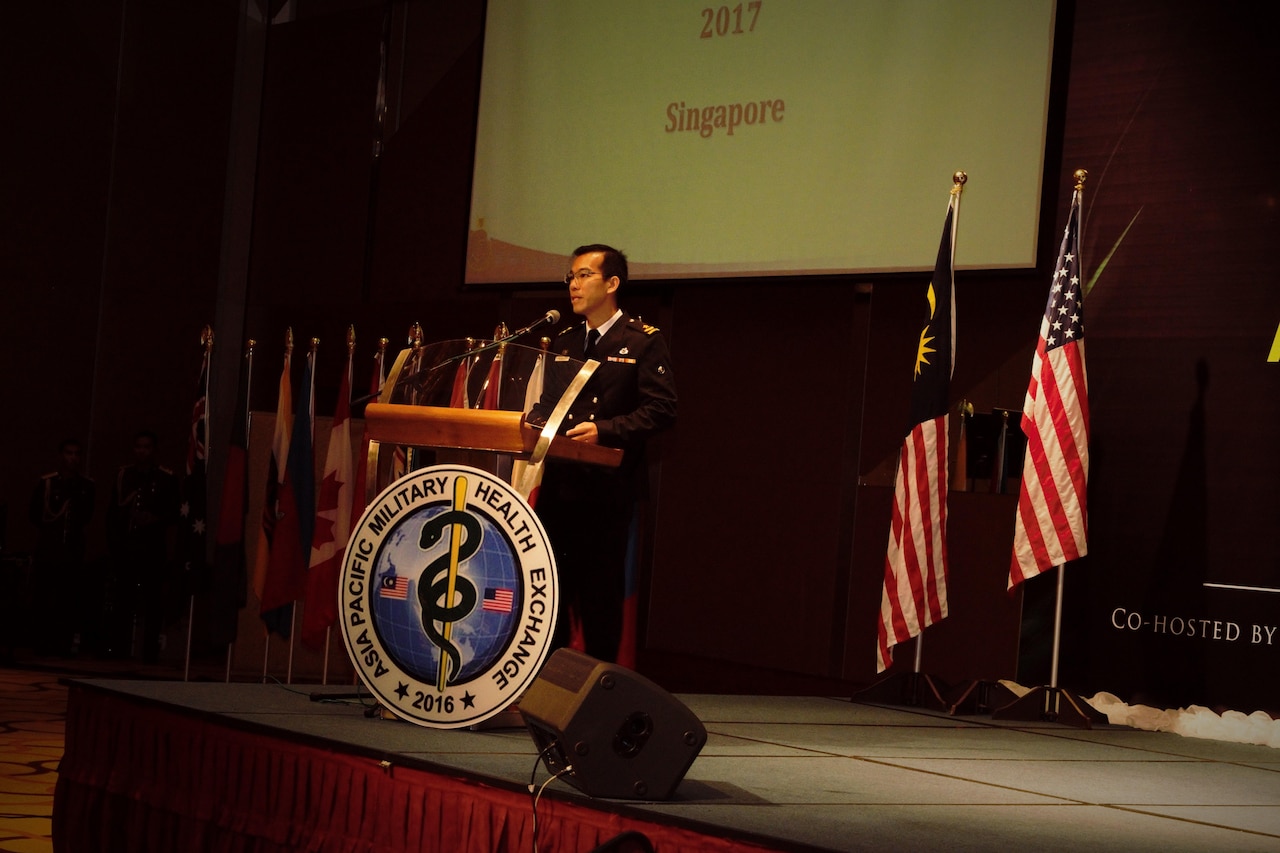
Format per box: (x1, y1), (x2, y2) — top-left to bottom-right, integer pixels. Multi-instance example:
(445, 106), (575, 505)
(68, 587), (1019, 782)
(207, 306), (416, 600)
(1074, 168), (1087, 191)
(347, 324), (356, 356)
(285, 327), (294, 356)
(377, 336), (388, 357)
(309, 336), (320, 356)
(951, 171), (967, 195)
(408, 322), (423, 349)
(245, 338), (256, 358)
(201, 324), (214, 351)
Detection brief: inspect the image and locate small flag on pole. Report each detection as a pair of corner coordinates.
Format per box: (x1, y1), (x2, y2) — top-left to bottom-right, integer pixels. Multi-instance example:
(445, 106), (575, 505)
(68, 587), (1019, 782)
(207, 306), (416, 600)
(208, 338), (254, 647)
(1010, 172), (1090, 588)
(260, 336), (317, 637)
(352, 337), (386, 517)
(253, 332), (294, 638)
(302, 328), (356, 650)
(877, 174), (964, 673)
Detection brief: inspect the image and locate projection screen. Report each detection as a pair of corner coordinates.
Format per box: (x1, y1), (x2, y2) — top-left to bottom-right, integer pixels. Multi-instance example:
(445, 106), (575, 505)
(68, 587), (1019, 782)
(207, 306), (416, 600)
(465, 0), (1058, 285)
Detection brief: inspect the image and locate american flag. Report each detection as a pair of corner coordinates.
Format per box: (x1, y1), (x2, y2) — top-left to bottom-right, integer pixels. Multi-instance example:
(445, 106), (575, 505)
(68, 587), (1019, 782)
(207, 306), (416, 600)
(380, 575), (409, 600)
(1010, 187), (1088, 587)
(483, 587), (514, 613)
(877, 187), (960, 673)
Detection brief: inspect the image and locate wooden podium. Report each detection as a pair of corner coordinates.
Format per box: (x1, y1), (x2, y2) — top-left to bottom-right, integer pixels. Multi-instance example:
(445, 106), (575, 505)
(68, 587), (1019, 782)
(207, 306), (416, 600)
(363, 403), (621, 469)
(358, 336), (619, 502)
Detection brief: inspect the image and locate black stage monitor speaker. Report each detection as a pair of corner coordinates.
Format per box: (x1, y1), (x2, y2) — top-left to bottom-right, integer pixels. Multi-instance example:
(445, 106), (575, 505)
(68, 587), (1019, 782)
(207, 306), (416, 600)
(519, 648), (706, 800)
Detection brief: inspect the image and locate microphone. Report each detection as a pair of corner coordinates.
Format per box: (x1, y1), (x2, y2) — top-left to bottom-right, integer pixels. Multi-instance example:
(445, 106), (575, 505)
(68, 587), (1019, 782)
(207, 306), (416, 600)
(508, 309), (561, 339)
(427, 309), (565, 375)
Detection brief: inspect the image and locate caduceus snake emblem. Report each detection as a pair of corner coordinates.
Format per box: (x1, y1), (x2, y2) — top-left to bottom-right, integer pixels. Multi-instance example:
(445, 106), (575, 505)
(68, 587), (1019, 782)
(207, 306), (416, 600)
(417, 477), (481, 691)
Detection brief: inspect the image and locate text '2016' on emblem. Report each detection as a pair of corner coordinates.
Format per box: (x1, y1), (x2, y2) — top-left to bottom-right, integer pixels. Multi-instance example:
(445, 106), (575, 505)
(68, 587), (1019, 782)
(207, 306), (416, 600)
(340, 464), (558, 728)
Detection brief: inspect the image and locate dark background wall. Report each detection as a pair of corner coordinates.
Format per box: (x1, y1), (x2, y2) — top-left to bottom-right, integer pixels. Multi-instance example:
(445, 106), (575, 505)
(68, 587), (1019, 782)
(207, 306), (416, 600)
(3, 0), (1277, 714)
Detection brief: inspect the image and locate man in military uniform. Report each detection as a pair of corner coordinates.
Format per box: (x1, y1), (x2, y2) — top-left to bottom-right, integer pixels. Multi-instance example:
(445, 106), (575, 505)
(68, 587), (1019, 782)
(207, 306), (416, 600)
(527, 244), (677, 662)
(28, 438), (96, 654)
(107, 430), (179, 662)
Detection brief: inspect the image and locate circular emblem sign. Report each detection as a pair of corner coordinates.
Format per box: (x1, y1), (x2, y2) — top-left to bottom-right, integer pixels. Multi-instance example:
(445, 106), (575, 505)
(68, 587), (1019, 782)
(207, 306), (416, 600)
(340, 464), (558, 728)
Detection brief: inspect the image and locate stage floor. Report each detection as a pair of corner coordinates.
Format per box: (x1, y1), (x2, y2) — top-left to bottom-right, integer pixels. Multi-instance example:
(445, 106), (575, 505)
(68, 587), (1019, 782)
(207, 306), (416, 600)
(58, 678), (1280, 852)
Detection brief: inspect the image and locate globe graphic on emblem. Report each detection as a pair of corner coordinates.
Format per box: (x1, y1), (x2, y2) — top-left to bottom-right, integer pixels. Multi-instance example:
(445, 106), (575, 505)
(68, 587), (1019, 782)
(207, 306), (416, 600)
(370, 504), (522, 685)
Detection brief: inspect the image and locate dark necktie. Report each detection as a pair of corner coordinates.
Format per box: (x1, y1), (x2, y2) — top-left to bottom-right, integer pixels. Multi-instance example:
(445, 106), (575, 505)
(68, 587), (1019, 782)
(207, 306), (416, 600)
(585, 328), (600, 358)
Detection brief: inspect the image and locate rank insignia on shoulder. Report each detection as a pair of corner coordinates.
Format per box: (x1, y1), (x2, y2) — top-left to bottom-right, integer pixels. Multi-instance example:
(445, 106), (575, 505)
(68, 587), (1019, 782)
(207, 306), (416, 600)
(557, 326), (574, 337)
(642, 324), (660, 335)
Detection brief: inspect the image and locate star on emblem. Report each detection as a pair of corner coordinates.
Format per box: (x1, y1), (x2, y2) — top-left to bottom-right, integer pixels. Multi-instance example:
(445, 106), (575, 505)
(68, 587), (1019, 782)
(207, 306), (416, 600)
(395, 682), (409, 700)
(461, 691), (476, 709)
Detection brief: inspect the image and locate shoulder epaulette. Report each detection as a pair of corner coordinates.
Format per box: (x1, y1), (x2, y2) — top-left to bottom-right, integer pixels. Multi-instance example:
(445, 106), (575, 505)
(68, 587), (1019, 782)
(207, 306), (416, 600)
(556, 326), (575, 337)
(625, 317), (660, 335)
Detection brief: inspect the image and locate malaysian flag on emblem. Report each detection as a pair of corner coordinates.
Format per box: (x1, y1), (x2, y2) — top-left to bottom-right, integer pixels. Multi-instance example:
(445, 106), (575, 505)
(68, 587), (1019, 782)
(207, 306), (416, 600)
(380, 575), (409, 600)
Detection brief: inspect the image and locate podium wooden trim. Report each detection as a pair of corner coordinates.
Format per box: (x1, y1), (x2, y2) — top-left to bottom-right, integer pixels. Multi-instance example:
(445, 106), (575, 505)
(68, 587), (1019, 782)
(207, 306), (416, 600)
(364, 403), (622, 468)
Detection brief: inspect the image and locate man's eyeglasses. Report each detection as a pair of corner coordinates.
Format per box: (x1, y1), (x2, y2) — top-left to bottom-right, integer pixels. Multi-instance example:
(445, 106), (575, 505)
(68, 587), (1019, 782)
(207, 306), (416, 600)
(564, 269), (603, 286)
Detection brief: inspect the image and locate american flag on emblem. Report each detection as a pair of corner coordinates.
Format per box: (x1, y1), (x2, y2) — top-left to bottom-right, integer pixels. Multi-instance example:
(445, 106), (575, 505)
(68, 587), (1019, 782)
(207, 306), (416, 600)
(1009, 184), (1089, 588)
(379, 575), (409, 600)
(482, 587), (514, 613)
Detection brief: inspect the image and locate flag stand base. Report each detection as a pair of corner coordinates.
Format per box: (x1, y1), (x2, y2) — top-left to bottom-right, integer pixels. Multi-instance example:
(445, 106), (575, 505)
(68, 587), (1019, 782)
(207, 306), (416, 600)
(991, 685), (1107, 729)
(853, 671), (950, 711)
(943, 679), (1019, 716)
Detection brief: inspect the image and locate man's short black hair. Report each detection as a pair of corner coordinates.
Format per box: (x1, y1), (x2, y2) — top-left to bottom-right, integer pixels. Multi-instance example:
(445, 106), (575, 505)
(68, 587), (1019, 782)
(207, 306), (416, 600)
(573, 244), (628, 288)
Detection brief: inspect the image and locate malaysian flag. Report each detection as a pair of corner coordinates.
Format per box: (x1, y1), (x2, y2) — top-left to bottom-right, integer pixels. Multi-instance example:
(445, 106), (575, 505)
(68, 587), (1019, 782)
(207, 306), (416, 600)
(877, 183), (961, 673)
(483, 587), (514, 613)
(1009, 184), (1089, 587)
(380, 575), (409, 600)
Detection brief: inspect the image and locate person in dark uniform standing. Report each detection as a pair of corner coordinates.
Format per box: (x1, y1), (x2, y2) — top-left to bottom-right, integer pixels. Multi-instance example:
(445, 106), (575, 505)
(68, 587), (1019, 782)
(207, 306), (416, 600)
(107, 430), (179, 662)
(527, 244), (677, 662)
(28, 438), (96, 655)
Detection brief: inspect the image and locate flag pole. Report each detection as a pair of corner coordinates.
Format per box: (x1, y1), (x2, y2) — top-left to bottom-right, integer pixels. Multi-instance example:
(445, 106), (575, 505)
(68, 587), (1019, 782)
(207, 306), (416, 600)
(226, 337), (255, 683)
(322, 326), (357, 685)
(184, 325), (214, 681)
(993, 170), (1106, 729)
(287, 337), (319, 684)
(261, 329), (294, 684)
